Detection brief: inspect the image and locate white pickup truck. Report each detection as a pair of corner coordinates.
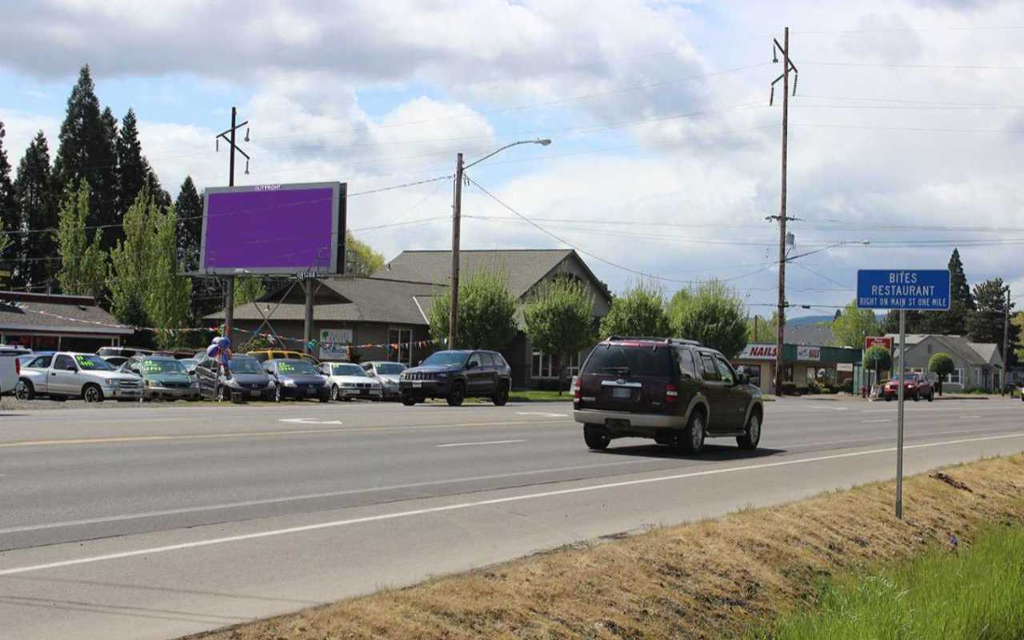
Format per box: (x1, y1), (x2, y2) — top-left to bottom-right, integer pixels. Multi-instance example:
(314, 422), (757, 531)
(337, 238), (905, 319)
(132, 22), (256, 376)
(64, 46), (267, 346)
(0, 345), (31, 395)
(16, 351), (143, 402)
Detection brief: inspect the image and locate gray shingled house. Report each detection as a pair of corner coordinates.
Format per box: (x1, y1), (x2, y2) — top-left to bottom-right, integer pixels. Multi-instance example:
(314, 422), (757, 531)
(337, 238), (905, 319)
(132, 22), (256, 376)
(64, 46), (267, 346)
(216, 249), (612, 388)
(0, 291), (134, 351)
(888, 333), (1004, 392)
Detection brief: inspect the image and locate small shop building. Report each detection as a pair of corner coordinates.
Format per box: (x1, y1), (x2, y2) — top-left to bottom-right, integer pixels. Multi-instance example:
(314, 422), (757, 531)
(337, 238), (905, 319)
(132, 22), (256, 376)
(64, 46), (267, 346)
(0, 291), (133, 351)
(731, 342), (862, 394)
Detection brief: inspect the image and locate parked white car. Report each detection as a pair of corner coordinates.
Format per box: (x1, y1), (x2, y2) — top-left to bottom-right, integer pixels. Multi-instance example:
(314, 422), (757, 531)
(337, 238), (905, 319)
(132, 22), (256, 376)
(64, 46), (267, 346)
(16, 352), (143, 402)
(319, 362), (383, 401)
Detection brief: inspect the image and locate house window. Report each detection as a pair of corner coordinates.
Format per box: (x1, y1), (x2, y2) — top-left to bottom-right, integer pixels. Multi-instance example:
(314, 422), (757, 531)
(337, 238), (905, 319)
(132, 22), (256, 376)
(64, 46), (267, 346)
(388, 328), (413, 365)
(531, 350), (580, 379)
(947, 368), (963, 385)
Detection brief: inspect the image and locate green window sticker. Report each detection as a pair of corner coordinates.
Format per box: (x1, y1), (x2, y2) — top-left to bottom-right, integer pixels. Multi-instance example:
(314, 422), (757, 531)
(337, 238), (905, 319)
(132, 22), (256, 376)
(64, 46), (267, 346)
(76, 355), (96, 368)
(142, 361), (161, 373)
(278, 363), (295, 372)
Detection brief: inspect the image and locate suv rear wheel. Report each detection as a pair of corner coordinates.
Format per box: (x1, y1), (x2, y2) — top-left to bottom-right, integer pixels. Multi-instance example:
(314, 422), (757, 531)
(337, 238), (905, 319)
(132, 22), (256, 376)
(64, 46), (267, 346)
(679, 409), (705, 454)
(447, 382), (465, 407)
(737, 411), (761, 451)
(492, 381), (510, 406)
(583, 425), (610, 450)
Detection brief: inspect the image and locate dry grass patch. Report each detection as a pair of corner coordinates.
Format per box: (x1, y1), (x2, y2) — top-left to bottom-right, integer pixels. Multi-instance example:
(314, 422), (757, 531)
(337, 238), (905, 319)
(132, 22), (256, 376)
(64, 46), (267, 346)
(191, 455), (1024, 640)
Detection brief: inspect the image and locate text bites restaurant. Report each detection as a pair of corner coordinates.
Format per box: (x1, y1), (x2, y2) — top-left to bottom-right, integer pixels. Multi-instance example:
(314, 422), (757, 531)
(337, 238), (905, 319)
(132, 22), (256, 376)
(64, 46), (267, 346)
(731, 343), (862, 394)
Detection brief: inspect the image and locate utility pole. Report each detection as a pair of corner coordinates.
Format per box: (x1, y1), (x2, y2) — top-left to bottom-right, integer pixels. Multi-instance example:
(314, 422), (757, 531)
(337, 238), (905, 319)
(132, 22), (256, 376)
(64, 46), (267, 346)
(1002, 286), (1011, 395)
(448, 153), (464, 350)
(768, 28), (799, 396)
(215, 106), (250, 343)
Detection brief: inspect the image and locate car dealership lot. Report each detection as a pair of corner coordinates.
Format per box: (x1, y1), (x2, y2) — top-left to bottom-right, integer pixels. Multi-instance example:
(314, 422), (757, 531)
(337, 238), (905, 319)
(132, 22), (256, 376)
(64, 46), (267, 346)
(0, 398), (1021, 640)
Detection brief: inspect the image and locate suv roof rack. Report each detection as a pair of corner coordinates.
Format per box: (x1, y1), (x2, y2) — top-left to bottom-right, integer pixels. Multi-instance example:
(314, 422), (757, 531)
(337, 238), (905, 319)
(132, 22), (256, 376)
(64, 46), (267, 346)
(605, 336), (702, 346)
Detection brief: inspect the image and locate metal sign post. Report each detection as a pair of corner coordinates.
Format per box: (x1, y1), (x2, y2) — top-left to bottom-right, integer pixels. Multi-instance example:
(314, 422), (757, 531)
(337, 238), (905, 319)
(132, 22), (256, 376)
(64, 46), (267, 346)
(857, 269), (950, 520)
(896, 309), (906, 519)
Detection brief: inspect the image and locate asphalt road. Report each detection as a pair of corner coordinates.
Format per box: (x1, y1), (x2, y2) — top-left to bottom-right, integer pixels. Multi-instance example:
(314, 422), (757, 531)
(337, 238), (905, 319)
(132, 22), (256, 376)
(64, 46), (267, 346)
(0, 397), (1022, 639)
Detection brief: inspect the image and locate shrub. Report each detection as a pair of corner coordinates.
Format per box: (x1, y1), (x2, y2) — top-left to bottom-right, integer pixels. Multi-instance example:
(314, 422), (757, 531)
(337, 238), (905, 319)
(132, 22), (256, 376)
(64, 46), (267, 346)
(780, 382), (798, 396)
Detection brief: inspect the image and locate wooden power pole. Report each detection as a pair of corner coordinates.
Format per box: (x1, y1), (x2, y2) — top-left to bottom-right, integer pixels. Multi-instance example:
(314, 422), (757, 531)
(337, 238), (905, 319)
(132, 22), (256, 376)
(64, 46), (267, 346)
(448, 153), (464, 350)
(769, 28), (798, 396)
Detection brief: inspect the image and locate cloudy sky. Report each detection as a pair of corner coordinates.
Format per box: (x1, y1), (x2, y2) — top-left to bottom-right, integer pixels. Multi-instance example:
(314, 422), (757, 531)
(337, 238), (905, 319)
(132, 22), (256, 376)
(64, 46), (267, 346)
(1, 0), (1022, 317)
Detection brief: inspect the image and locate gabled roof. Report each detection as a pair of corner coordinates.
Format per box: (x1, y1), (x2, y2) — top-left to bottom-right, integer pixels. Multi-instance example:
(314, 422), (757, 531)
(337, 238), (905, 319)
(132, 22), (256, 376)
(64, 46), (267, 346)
(783, 323), (835, 347)
(0, 292), (133, 336)
(376, 249), (609, 302)
(208, 277), (439, 325)
(886, 333), (1002, 368)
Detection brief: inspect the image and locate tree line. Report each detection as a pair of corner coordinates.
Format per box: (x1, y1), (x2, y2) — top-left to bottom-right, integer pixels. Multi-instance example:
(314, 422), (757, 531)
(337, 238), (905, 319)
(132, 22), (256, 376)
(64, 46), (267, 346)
(0, 65), (385, 348)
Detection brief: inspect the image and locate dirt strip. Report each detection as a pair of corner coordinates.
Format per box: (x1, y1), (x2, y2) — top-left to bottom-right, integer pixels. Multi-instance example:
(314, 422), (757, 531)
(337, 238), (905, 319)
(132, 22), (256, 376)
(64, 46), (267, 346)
(190, 454), (1024, 640)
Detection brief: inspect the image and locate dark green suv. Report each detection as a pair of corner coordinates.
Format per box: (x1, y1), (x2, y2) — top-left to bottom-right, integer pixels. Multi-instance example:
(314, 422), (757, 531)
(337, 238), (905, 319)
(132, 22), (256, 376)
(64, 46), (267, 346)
(572, 337), (764, 453)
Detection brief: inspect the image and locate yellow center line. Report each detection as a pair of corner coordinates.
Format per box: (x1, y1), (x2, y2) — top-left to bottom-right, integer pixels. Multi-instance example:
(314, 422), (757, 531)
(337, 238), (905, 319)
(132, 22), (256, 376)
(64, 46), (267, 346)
(0, 420), (576, 448)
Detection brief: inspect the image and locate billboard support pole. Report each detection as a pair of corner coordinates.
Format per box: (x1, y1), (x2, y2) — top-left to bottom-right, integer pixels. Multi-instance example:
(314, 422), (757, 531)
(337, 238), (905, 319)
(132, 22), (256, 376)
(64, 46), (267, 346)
(896, 309), (906, 519)
(304, 278), (315, 355)
(215, 105), (251, 343)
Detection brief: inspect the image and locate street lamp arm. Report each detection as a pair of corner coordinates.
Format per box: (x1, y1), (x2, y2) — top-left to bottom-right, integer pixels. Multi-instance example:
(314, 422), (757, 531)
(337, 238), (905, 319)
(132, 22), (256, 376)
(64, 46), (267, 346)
(464, 138), (551, 170)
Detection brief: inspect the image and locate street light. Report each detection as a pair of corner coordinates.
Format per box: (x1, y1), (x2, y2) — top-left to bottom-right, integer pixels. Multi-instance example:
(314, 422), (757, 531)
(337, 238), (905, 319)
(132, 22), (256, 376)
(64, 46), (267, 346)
(449, 138), (553, 350)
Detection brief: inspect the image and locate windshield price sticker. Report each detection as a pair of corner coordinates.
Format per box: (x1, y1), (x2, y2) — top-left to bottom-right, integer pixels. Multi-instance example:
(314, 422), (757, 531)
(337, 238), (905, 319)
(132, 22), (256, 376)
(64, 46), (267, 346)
(142, 361), (161, 372)
(279, 363), (295, 372)
(76, 355), (96, 368)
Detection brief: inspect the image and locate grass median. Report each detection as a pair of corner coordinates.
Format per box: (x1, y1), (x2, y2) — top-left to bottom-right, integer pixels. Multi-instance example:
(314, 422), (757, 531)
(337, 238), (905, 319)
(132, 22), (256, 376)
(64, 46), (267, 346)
(749, 525), (1024, 640)
(189, 454), (1024, 640)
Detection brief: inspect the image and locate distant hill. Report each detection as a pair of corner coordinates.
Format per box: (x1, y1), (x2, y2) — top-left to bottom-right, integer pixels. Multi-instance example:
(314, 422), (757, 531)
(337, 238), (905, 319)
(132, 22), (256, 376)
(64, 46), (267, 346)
(785, 315), (833, 327)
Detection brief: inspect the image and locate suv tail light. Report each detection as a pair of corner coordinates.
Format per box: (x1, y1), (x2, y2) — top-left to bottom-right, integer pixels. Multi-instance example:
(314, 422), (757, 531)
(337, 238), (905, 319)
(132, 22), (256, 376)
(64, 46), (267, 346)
(572, 376), (581, 401)
(665, 383), (679, 404)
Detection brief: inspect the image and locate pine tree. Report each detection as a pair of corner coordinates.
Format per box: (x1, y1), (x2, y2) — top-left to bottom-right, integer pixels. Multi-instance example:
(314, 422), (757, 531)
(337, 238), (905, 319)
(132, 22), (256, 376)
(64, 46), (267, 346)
(921, 248), (973, 335)
(967, 278), (1016, 349)
(14, 132), (57, 290)
(0, 121), (20, 287)
(116, 108), (151, 216)
(882, 309), (924, 335)
(56, 179), (107, 298)
(53, 66), (120, 250)
(175, 176), (203, 270)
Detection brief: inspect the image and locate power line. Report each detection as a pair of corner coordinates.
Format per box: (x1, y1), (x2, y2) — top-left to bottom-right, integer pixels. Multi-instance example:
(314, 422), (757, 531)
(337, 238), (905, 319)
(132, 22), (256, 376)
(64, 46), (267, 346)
(802, 61), (1024, 70)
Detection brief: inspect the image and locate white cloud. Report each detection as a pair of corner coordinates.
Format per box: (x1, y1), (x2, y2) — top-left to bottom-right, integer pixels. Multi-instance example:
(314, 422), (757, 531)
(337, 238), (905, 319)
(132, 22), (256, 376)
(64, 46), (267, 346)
(3, 0), (1024, 315)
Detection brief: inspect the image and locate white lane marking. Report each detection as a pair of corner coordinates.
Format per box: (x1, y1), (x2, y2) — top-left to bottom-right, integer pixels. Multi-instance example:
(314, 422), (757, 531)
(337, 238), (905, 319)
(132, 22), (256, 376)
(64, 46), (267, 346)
(437, 439), (526, 448)
(0, 457), (659, 536)
(3, 431), (1023, 577)
(516, 412), (567, 418)
(862, 419), (891, 424)
(960, 415), (982, 419)
(0, 419), (574, 449)
(279, 418), (344, 425)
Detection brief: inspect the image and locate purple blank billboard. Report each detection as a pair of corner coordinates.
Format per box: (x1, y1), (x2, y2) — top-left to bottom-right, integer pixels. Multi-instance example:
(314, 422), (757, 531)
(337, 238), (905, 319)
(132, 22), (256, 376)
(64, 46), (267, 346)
(200, 182), (346, 275)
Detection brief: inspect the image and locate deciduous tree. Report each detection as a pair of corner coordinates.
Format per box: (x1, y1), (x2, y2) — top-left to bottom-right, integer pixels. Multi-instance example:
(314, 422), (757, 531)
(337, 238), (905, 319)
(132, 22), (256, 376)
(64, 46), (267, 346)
(831, 299), (879, 348)
(667, 280), (748, 358)
(109, 187), (156, 327)
(928, 352), (955, 396)
(599, 280), (670, 339)
(524, 278), (596, 393)
(55, 179), (106, 299)
(862, 345), (892, 385)
(346, 232), (385, 276)
(147, 204), (192, 347)
(428, 269), (518, 350)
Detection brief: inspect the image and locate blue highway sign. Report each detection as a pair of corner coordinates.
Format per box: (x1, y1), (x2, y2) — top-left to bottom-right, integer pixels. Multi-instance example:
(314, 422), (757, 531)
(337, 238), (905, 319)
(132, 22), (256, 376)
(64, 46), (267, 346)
(857, 269), (950, 311)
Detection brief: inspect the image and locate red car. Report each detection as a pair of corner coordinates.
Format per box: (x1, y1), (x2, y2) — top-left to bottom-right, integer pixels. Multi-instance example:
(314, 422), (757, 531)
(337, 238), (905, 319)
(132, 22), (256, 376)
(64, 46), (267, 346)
(883, 372), (934, 402)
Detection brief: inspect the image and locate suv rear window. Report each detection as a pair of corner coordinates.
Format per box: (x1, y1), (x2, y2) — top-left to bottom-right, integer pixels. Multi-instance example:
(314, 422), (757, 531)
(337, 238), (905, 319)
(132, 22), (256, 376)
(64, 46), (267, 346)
(582, 344), (673, 377)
